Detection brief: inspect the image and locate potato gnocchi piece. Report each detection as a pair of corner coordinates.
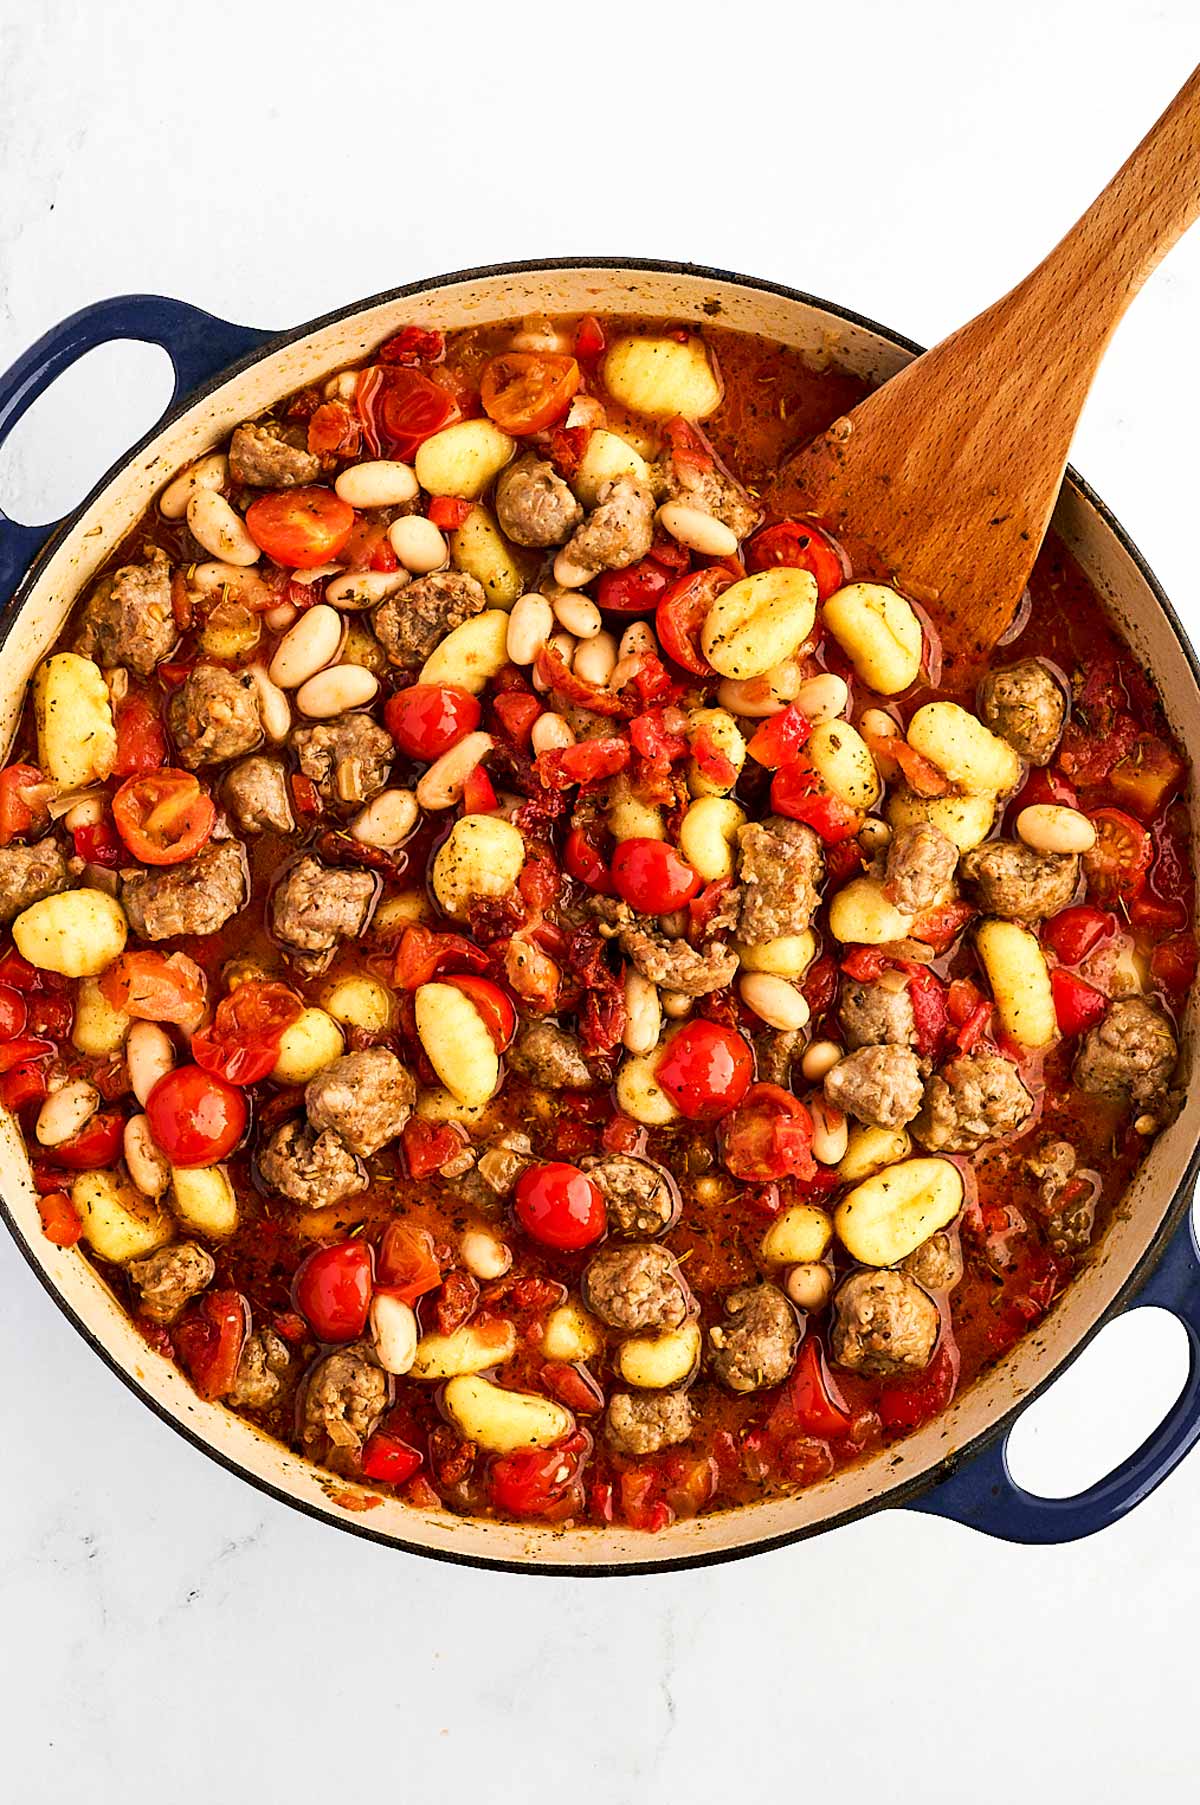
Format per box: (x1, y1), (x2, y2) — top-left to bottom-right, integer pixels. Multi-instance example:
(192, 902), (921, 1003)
(171, 1164), (238, 1237)
(608, 782), (665, 842)
(320, 973), (393, 1034)
(415, 1086), (496, 1127)
(414, 981), (500, 1108)
(449, 504), (526, 607)
(373, 890), (432, 934)
(735, 931), (817, 979)
(443, 1373), (574, 1451)
(602, 335), (722, 421)
(834, 1157), (964, 1266)
(686, 707), (746, 797)
(828, 877), (914, 946)
(431, 814), (525, 921)
(409, 1319), (518, 1380)
(760, 1203), (833, 1266)
(837, 1123), (913, 1184)
(72, 976), (131, 1057)
(571, 429), (652, 508)
(907, 702), (1021, 796)
(823, 583), (923, 695)
(616, 1048), (681, 1126)
(419, 608), (511, 694)
(701, 569), (818, 680)
(13, 888), (127, 978)
(414, 418), (515, 497)
(613, 1320), (702, 1389)
(808, 719), (881, 809)
(33, 653), (117, 788)
(886, 789), (995, 852)
(270, 1007), (345, 1083)
(72, 1169), (172, 1264)
(543, 1299), (605, 1363)
(679, 796), (747, 882)
(975, 918), (1057, 1048)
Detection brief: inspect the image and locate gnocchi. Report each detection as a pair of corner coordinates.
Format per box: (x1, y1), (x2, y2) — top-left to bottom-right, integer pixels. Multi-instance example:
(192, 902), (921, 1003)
(419, 608), (511, 693)
(602, 335), (722, 420)
(414, 981), (500, 1108)
(409, 1319), (518, 1380)
(834, 1157), (964, 1266)
(616, 1048), (681, 1126)
(321, 973), (393, 1034)
(686, 707), (746, 797)
(443, 1373), (573, 1452)
(33, 654), (117, 788)
(13, 888), (127, 977)
(414, 418), (515, 497)
(907, 702), (1021, 796)
(734, 931), (817, 979)
(975, 918), (1058, 1048)
(431, 814), (526, 921)
(837, 1123), (914, 1184)
(72, 975), (131, 1057)
(886, 789), (995, 852)
(613, 1320), (702, 1389)
(571, 429), (652, 507)
(270, 1007), (345, 1083)
(823, 583), (922, 694)
(807, 719), (881, 809)
(828, 877), (914, 946)
(701, 569), (818, 680)
(72, 1170), (172, 1265)
(543, 1299), (605, 1362)
(679, 796), (747, 882)
(171, 1164), (239, 1237)
(450, 504), (527, 607)
(760, 1203), (833, 1266)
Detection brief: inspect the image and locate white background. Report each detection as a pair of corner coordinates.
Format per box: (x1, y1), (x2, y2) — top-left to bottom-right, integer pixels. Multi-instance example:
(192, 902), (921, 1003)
(2, 0), (1199, 1796)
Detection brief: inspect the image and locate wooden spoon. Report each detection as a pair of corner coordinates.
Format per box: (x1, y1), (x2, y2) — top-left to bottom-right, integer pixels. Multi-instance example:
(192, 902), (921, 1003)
(785, 64), (1200, 674)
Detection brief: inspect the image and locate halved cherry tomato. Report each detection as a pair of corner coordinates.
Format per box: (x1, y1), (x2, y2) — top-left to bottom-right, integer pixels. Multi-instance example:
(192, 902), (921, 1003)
(770, 758), (861, 843)
(610, 838), (701, 913)
(0, 1034), (53, 1076)
(1082, 808), (1153, 903)
(0, 984), (28, 1041)
(514, 1161), (607, 1250)
(244, 486), (355, 568)
(384, 684), (481, 760)
(718, 1083), (815, 1181)
(541, 1361), (604, 1415)
(656, 1020), (754, 1121)
(773, 1338), (851, 1438)
(444, 975), (516, 1052)
(490, 1431), (590, 1522)
(191, 981), (304, 1085)
(400, 1117), (465, 1181)
(1041, 905), (1117, 966)
(0, 948), (40, 992)
(906, 968), (949, 1059)
(37, 1190), (83, 1248)
(355, 365), (459, 460)
(99, 951), (206, 1026)
(361, 1431), (423, 1487)
(111, 769), (216, 866)
(655, 568), (729, 676)
(1051, 970), (1108, 1038)
(51, 1109), (124, 1170)
(461, 764), (497, 814)
(145, 1065), (247, 1167)
(595, 557), (672, 615)
(113, 691), (168, 777)
(1150, 933), (1199, 995)
(1008, 766), (1078, 819)
(480, 352), (580, 435)
(747, 705), (812, 769)
(564, 826), (614, 894)
(744, 519), (847, 600)
(293, 1241), (374, 1343)
(377, 1221), (443, 1300)
(175, 1290), (249, 1401)
(1107, 734), (1185, 821)
(73, 819), (123, 868)
(0, 764), (50, 846)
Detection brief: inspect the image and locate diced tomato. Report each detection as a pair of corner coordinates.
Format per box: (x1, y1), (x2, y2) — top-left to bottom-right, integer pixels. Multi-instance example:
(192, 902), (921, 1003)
(1150, 933), (1199, 995)
(906, 968), (949, 1059)
(1082, 808), (1153, 904)
(947, 977), (993, 1052)
(293, 1241), (374, 1343)
(1107, 734), (1185, 821)
(564, 825), (613, 894)
(770, 757), (861, 843)
(306, 399), (362, 458)
(546, 424), (591, 477)
(245, 486), (355, 568)
(113, 691), (168, 777)
(392, 925), (489, 988)
(746, 705), (812, 769)
(840, 947), (890, 982)
(400, 1116), (464, 1180)
(45, 1108), (123, 1170)
(656, 1019), (754, 1122)
(541, 1361), (604, 1415)
(618, 1467), (674, 1534)
(574, 315), (606, 360)
(1051, 969), (1109, 1038)
(72, 818), (123, 868)
(514, 1162), (607, 1251)
(860, 725), (948, 798)
(384, 682), (482, 760)
(112, 769), (216, 866)
(0, 948), (40, 992)
(460, 763), (497, 814)
(427, 496), (473, 531)
(0, 764), (50, 846)
(377, 1221), (443, 1301)
(491, 689), (541, 747)
(744, 519), (847, 600)
(480, 352), (580, 435)
(361, 1432), (423, 1487)
(689, 723), (738, 788)
(175, 1290), (249, 1402)
(1041, 904), (1117, 965)
(26, 993), (71, 1040)
(537, 736), (631, 788)
(878, 1340), (959, 1430)
(0, 1034), (53, 1076)
(773, 1338), (852, 1438)
(192, 981), (303, 1086)
(490, 1431), (590, 1522)
(718, 1083), (815, 1181)
(0, 1060), (49, 1111)
(911, 898), (976, 952)
(611, 838), (701, 913)
(655, 567), (729, 676)
(145, 1066), (247, 1167)
(802, 953), (839, 1021)
(533, 641), (626, 717)
(0, 984), (28, 1041)
(356, 365), (460, 461)
(37, 1190), (83, 1248)
(99, 950), (206, 1026)
(378, 325), (445, 367)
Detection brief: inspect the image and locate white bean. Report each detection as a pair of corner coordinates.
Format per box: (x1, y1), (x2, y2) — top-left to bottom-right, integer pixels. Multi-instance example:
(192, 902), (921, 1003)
(1016, 804), (1096, 855)
(738, 973), (811, 1032)
(159, 452), (228, 520)
(716, 662), (803, 719)
(460, 1229), (512, 1281)
(123, 1114), (170, 1198)
(785, 1262), (834, 1311)
(506, 594), (555, 666)
(325, 371), (359, 402)
(552, 593), (602, 639)
(334, 459), (419, 509)
(810, 1096), (849, 1166)
(35, 1079), (99, 1148)
(127, 1022), (175, 1103)
(416, 731), (494, 810)
(661, 990), (693, 1019)
(187, 490), (260, 565)
(623, 969), (663, 1056)
(351, 788), (419, 849)
(264, 601), (298, 632)
(370, 1292), (419, 1376)
(268, 604), (345, 688)
(389, 515), (449, 574)
(657, 501), (739, 557)
(573, 630), (618, 687)
(190, 561), (271, 602)
(619, 621), (658, 660)
(290, 562), (344, 587)
(530, 712), (575, 755)
(325, 569), (409, 609)
(247, 664), (292, 742)
(800, 1039), (843, 1082)
(794, 673), (849, 724)
(859, 707), (900, 740)
(296, 664), (379, 718)
(64, 795), (105, 831)
(552, 551), (594, 589)
(511, 319), (571, 354)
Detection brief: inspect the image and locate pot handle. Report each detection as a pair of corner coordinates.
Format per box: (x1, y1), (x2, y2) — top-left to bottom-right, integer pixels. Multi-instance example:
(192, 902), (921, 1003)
(907, 1205), (1200, 1542)
(0, 294), (272, 609)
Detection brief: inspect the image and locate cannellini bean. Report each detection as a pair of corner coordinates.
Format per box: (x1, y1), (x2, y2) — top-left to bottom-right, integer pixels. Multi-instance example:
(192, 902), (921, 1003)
(810, 1096), (849, 1166)
(1016, 804), (1096, 854)
(661, 990), (693, 1018)
(127, 1021), (175, 1104)
(461, 1229), (513, 1281)
(530, 712), (574, 755)
(800, 1039), (843, 1082)
(794, 673), (849, 724)
(35, 1078), (100, 1148)
(389, 514), (449, 574)
(739, 972), (811, 1032)
(64, 795), (105, 831)
(552, 592), (602, 638)
(189, 561), (273, 608)
(247, 664), (292, 741)
(187, 490), (260, 565)
(785, 1262), (834, 1311)
(123, 1114), (170, 1198)
(159, 452), (229, 519)
(511, 318), (572, 354)
(619, 620), (658, 660)
(552, 551), (595, 589)
(351, 788), (419, 849)
(370, 1292), (419, 1375)
(623, 969), (663, 1056)
(416, 731), (495, 810)
(324, 569), (409, 609)
(268, 604), (345, 688)
(295, 663), (379, 718)
(573, 630), (618, 686)
(264, 601), (298, 632)
(860, 707), (900, 740)
(334, 459), (418, 509)
(657, 501), (739, 557)
(506, 593), (555, 666)
(291, 562), (343, 587)
(325, 371), (359, 401)
(717, 662), (803, 719)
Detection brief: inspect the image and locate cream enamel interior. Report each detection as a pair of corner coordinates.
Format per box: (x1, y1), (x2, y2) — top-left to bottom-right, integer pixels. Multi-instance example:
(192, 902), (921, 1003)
(2, 264), (1198, 1570)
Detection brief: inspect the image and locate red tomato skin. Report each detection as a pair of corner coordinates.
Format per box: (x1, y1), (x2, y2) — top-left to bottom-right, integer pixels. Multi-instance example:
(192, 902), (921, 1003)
(145, 1066), (248, 1167)
(564, 826), (614, 894)
(361, 1432), (423, 1486)
(770, 762), (861, 843)
(175, 1290), (249, 1402)
(1082, 808), (1154, 903)
(610, 839), (701, 913)
(50, 1109), (124, 1170)
(444, 975), (517, 1051)
(112, 770), (216, 866)
(655, 569), (729, 676)
(718, 1083), (815, 1180)
(293, 1241), (374, 1343)
(191, 982), (302, 1085)
(595, 558), (672, 615)
(744, 519), (848, 599)
(38, 1190), (83, 1248)
(747, 705), (812, 769)
(514, 1162), (607, 1250)
(1041, 905), (1117, 966)
(113, 691), (168, 777)
(656, 1020), (754, 1121)
(384, 684), (481, 760)
(1051, 970), (1109, 1038)
(0, 984), (29, 1041)
(489, 1432), (589, 1522)
(377, 1221), (443, 1301)
(244, 487), (356, 567)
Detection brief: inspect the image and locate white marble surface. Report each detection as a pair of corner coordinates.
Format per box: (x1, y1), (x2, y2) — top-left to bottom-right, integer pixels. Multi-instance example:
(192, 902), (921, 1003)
(3, 0), (1200, 1795)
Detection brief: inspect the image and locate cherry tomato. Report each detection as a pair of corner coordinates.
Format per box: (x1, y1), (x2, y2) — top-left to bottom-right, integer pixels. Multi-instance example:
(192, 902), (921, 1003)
(112, 769), (216, 866)
(1008, 766), (1078, 819)
(1150, 933), (1199, 995)
(461, 764), (498, 814)
(37, 1190), (83, 1248)
(384, 683), (482, 760)
(656, 1020), (754, 1121)
(360, 366), (460, 460)
(0, 984), (28, 1041)
(244, 486), (355, 567)
(718, 1083), (815, 1181)
(744, 519), (847, 599)
(610, 838), (701, 913)
(1051, 969), (1109, 1038)
(0, 764), (49, 846)
(595, 557), (672, 615)
(564, 825), (614, 894)
(293, 1241), (374, 1343)
(774, 1339), (851, 1438)
(99, 951), (206, 1026)
(73, 818), (123, 868)
(400, 1117), (465, 1181)
(489, 1431), (590, 1522)
(1082, 808), (1153, 903)
(361, 1431), (423, 1487)
(480, 352), (580, 435)
(0, 1034), (54, 1076)
(145, 1065), (247, 1167)
(747, 704), (812, 770)
(51, 1109), (124, 1170)
(175, 1290), (249, 1401)
(514, 1161), (607, 1250)
(1041, 905), (1117, 966)
(192, 981), (304, 1085)
(770, 759), (861, 843)
(113, 690), (168, 776)
(443, 975), (516, 1052)
(655, 568), (730, 675)
(377, 1221), (443, 1300)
